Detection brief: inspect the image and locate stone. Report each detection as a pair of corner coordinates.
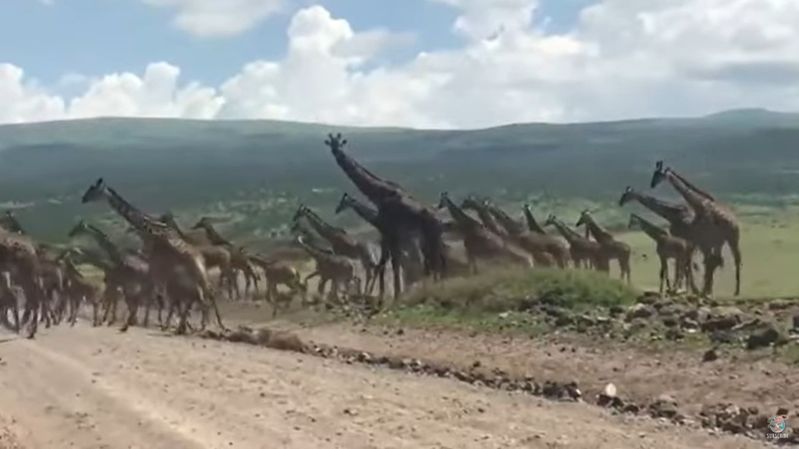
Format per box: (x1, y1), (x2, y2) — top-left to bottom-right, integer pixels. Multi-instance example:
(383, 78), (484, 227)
(746, 324), (785, 350)
(626, 304), (656, 321)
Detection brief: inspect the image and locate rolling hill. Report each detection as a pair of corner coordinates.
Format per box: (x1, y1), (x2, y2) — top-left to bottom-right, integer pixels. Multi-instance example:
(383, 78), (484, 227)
(1, 109), (798, 243)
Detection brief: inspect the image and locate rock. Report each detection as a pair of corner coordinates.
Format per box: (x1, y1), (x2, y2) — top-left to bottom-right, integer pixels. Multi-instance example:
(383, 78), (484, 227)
(265, 331), (307, 353)
(637, 291), (660, 304)
(792, 314), (799, 332)
(626, 304), (656, 321)
(767, 299), (793, 311)
(746, 324), (786, 350)
(701, 306), (744, 332)
(609, 305), (625, 317)
(702, 348), (719, 362)
(649, 394), (679, 419)
(597, 383), (624, 408)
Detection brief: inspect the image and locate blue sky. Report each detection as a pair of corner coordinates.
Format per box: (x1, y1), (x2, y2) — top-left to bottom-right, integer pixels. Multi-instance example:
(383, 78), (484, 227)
(1, 0), (595, 88)
(1, 0), (795, 128)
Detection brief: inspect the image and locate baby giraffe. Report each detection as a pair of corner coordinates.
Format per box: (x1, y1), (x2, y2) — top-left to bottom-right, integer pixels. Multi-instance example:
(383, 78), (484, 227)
(628, 214), (693, 294)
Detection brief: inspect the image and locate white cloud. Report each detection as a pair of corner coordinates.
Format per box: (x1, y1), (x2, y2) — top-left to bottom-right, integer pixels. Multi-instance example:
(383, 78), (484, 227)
(142, 0), (284, 37)
(3, 1), (799, 128)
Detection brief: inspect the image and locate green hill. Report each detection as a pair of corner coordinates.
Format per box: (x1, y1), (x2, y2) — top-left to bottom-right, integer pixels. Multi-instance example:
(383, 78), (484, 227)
(1, 109), (798, 244)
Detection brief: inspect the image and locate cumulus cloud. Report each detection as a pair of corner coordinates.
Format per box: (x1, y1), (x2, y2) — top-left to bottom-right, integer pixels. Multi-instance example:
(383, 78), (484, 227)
(3, 1), (799, 128)
(142, 0), (284, 37)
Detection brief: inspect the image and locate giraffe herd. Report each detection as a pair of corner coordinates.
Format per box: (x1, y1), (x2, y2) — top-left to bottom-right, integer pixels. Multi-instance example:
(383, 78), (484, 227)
(0, 133), (743, 339)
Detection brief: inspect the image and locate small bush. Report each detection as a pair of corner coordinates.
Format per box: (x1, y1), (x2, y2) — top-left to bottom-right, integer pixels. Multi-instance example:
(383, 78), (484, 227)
(402, 267), (637, 314)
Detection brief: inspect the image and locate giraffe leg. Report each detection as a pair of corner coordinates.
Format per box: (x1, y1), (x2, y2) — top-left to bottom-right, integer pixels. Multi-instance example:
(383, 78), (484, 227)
(727, 229), (742, 296)
(658, 255), (668, 294)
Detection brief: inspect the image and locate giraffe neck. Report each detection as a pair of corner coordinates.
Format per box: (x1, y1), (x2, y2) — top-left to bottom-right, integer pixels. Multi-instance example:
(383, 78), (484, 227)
(1, 216), (25, 234)
(669, 169), (715, 201)
(444, 197), (482, 233)
(552, 220), (583, 244)
(523, 207), (546, 234)
(200, 224), (232, 246)
(487, 205), (526, 235)
(465, 203), (504, 235)
(298, 238), (335, 261)
(665, 172), (709, 214)
(344, 198), (380, 228)
(583, 217), (614, 243)
(103, 187), (168, 238)
(632, 215), (668, 243)
(331, 147), (399, 203)
(85, 225), (125, 266)
(631, 192), (691, 225)
(302, 209), (346, 241)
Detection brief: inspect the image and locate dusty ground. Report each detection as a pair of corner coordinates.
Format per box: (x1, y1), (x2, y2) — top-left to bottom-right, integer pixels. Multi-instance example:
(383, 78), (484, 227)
(0, 320), (770, 449)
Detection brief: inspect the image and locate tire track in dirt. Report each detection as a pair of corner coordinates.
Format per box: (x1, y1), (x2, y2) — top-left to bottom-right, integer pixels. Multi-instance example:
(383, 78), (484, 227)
(0, 326), (767, 449)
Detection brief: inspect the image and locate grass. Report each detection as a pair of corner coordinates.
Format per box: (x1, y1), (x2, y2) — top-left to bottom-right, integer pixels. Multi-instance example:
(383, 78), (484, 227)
(617, 205), (799, 298)
(374, 267), (637, 334)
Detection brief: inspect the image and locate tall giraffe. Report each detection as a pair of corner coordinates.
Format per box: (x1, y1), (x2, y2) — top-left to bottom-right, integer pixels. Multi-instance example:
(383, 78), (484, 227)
(335, 192), (424, 295)
(544, 215), (608, 272)
(651, 162), (741, 296)
(522, 204), (548, 235)
(326, 133), (446, 298)
(438, 192), (533, 272)
(627, 214), (692, 294)
(575, 210), (631, 283)
(460, 196), (557, 267)
(293, 205), (377, 293)
(81, 178), (225, 333)
(192, 217), (260, 299)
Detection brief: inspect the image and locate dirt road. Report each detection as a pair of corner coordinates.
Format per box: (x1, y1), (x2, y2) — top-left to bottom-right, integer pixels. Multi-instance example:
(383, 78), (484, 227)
(0, 325), (765, 449)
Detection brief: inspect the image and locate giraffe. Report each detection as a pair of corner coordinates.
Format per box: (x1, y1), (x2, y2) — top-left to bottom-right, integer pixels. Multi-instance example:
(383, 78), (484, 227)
(68, 219), (156, 330)
(247, 255), (305, 317)
(0, 228), (47, 338)
(460, 196), (557, 267)
(293, 205), (377, 294)
(522, 204), (548, 234)
(56, 248), (104, 326)
(544, 215), (609, 272)
(334, 192), (424, 294)
(627, 214), (693, 294)
(575, 210), (632, 283)
(159, 213), (238, 300)
(459, 196), (510, 238)
(438, 192), (533, 272)
(325, 133), (446, 298)
(81, 178), (225, 334)
(618, 186), (701, 292)
(1, 211), (65, 326)
(650, 161), (741, 296)
(483, 201), (571, 268)
(192, 217), (260, 299)
(293, 232), (358, 305)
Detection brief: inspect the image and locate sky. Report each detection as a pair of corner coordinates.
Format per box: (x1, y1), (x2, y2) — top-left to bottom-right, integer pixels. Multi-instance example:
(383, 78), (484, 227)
(1, 0), (798, 128)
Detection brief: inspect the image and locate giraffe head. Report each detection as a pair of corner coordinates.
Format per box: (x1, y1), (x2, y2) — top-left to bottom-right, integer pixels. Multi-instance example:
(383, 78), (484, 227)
(334, 193), (351, 215)
(159, 212), (180, 230)
(619, 186), (637, 206)
(437, 192), (450, 210)
(191, 216), (213, 230)
(67, 219), (90, 239)
(575, 209), (597, 228)
(650, 161), (668, 189)
(82, 178), (107, 204)
(544, 214), (557, 227)
(459, 195), (483, 212)
(324, 133), (348, 152)
(292, 205), (308, 223)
